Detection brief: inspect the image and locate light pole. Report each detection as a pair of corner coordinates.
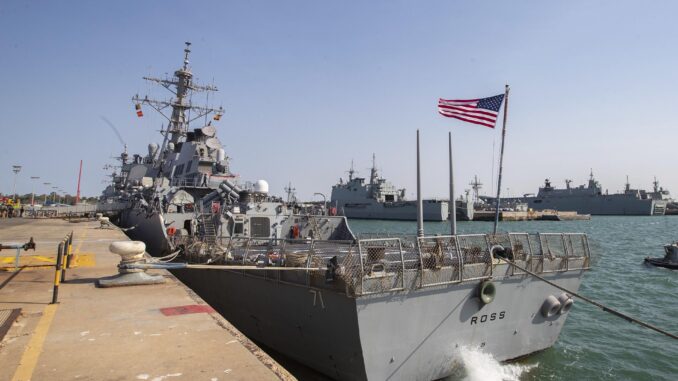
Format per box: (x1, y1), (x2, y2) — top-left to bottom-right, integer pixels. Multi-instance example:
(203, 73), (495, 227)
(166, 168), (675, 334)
(43, 182), (51, 204)
(12, 165), (22, 202)
(30, 176), (40, 206)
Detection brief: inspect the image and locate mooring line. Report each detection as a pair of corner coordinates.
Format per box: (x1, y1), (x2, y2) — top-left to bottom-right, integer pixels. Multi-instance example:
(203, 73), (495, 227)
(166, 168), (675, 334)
(499, 258), (678, 340)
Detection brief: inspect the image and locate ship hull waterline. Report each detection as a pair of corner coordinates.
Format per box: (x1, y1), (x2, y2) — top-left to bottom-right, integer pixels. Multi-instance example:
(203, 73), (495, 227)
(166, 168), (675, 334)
(171, 265), (584, 381)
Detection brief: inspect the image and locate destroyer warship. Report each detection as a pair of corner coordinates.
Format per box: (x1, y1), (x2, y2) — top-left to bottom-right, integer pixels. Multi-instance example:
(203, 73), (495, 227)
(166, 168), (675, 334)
(330, 156), (472, 221)
(106, 43), (592, 381)
(106, 42), (354, 256)
(488, 172), (667, 216)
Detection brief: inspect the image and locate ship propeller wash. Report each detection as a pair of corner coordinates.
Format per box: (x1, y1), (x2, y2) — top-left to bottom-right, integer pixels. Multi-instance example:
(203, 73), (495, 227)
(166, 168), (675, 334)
(104, 44), (592, 381)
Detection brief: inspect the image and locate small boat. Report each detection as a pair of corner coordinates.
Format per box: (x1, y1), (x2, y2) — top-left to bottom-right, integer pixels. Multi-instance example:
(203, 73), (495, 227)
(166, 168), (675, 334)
(644, 243), (678, 270)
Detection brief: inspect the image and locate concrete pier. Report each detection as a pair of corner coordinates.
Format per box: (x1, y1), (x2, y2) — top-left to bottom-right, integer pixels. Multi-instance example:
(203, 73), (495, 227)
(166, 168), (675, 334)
(0, 218), (292, 381)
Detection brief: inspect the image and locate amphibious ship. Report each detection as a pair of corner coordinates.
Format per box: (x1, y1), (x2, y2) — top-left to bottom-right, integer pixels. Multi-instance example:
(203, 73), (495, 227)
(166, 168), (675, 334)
(105, 43), (592, 381)
(486, 172), (667, 216)
(330, 156), (454, 221)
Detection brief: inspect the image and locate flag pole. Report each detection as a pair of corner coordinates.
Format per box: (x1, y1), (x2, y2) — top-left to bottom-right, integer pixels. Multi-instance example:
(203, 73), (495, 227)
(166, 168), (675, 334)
(416, 129), (424, 237)
(449, 131), (456, 235)
(492, 84), (510, 234)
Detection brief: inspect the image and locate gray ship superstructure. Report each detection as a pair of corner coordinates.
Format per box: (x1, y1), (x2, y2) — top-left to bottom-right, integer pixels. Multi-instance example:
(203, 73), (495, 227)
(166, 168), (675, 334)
(490, 172), (667, 216)
(105, 44), (592, 381)
(331, 157), (449, 221)
(108, 43), (353, 256)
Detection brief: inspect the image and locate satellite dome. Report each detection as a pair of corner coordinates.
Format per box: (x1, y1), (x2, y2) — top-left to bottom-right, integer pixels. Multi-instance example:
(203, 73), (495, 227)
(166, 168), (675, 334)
(254, 179), (269, 194)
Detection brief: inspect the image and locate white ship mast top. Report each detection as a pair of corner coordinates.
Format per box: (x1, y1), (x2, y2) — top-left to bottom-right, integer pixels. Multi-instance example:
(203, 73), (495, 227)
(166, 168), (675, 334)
(133, 42), (224, 146)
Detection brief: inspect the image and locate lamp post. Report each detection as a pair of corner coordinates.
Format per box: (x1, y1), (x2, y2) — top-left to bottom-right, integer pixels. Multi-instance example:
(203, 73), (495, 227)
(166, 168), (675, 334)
(43, 182), (51, 204)
(30, 176), (40, 206)
(12, 165), (22, 202)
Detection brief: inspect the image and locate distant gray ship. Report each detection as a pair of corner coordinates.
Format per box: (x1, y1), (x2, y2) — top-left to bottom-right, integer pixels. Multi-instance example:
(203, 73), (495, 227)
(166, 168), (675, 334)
(487, 172), (667, 216)
(331, 156), (460, 221)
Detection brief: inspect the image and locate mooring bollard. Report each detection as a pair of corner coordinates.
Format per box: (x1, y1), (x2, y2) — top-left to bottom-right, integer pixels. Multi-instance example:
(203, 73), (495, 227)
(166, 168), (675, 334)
(51, 242), (64, 304)
(96, 241), (166, 288)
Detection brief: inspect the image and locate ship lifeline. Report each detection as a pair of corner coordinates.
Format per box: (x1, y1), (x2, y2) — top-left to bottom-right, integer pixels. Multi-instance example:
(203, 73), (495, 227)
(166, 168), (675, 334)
(108, 44), (592, 381)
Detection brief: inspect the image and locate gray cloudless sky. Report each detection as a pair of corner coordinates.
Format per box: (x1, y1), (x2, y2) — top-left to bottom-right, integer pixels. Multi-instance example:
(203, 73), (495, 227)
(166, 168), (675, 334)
(2, 1), (677, 200)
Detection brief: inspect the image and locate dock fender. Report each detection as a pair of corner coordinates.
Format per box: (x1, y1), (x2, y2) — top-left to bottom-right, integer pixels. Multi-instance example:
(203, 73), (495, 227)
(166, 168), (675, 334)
(557, 293), (574, 314)
(541, 295), (562, 318)
(478, 280), (496, 304)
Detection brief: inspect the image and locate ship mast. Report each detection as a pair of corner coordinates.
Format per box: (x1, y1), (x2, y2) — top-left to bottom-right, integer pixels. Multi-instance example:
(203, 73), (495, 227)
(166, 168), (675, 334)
(469, 175), (482, 203)
(369, 153), (378, 186)
(133, 42), (224, 157)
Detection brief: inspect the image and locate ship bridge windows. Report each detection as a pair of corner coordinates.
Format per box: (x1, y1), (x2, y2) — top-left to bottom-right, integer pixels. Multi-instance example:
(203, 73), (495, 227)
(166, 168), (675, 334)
(534, 199), (542, 204)
(385, 195), (395, 202)
(250, 217), (270, 238)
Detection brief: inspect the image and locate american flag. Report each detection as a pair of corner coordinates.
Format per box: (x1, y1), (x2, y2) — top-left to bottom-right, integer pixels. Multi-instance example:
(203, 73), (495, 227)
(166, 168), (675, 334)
(438, 94), (505, 128)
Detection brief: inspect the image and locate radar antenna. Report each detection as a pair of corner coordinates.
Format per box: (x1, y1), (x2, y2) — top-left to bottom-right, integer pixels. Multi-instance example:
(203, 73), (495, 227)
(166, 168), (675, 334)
(284, 181), (296, 204)
(132, 42), (224, 148)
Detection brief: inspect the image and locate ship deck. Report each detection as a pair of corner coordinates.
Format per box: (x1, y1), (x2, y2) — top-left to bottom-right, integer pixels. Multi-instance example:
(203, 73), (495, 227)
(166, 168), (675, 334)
(0, 218), (290, 381)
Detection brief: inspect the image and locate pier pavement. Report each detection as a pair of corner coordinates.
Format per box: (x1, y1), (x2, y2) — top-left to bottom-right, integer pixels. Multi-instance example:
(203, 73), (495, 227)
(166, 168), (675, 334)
(0, 218), (292, 381)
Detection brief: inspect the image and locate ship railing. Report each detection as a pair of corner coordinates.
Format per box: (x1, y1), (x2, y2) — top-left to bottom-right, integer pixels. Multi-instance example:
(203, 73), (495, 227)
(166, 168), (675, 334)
(170, 177), (209, 188)
(202, 232), (590, 296)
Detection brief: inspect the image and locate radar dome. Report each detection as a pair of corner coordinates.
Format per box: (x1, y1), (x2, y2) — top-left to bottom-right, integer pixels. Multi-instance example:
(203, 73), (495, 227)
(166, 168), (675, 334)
(254, 180), (269, 194)
(148, 143), (159, 157)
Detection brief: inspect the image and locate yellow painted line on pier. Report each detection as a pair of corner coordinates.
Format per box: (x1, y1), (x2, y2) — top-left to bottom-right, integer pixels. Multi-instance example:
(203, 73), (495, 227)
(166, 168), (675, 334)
(73, 253), (95, 267)
(73, 230), (87, 254)
(11, 304), (59, 381)
(71, 230), (95, 267)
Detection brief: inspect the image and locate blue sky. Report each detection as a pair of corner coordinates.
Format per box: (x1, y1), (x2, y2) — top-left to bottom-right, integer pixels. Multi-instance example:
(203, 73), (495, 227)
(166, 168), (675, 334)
(2, 1), (677, 200)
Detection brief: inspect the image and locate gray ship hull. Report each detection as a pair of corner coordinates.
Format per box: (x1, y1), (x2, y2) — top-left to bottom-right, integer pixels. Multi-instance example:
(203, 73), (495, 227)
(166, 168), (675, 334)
(173, 263), (584, 380)
(517, 195), (658, 216)
(339, 200), (448, 221)
(119, 208), (180, 256)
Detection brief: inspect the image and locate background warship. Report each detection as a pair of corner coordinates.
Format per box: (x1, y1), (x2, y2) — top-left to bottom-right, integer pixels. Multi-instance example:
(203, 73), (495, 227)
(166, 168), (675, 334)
(102, 43), (592, 381)
(487, 171), (668, 216)
(330, 156), (473, 221)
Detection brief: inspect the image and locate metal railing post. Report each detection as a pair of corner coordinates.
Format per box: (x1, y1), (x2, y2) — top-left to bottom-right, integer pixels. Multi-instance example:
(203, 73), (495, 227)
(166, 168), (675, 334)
(51, 242), (64, 304)
(66, 231), (74, 268)
(398, 239), (405, 290)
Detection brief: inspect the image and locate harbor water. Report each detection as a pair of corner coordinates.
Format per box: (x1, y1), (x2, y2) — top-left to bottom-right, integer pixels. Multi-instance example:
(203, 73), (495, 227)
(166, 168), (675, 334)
(348, 216), (678, 381)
